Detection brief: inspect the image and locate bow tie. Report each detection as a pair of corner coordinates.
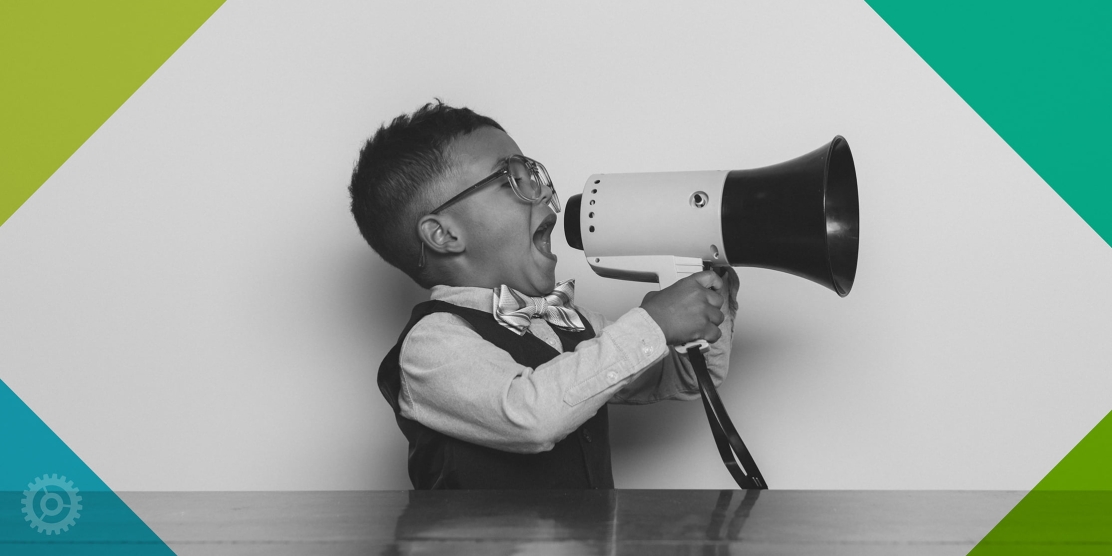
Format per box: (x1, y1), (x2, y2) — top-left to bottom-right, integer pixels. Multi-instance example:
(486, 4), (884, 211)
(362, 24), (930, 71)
(493, 279), (586, 336)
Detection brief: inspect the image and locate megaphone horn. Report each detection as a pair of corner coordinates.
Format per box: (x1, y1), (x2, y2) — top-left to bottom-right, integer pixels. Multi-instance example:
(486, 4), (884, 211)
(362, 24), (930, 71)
(565, 136), (859, 296)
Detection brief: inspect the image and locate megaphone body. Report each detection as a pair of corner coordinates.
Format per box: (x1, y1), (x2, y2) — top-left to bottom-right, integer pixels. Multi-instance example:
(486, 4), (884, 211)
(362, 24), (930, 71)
(565, 136), (859, 296)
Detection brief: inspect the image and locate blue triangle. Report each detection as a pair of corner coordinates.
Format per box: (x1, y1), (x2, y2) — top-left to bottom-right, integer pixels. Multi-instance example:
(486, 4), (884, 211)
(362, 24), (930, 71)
(1, 380), (174, 553)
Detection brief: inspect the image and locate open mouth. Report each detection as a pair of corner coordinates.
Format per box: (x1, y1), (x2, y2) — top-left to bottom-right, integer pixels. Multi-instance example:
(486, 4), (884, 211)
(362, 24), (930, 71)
(532, 214), (558, 261)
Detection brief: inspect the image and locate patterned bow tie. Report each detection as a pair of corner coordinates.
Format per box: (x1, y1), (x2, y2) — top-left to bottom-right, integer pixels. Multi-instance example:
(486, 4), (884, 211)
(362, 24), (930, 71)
(493, 279), (586, 336)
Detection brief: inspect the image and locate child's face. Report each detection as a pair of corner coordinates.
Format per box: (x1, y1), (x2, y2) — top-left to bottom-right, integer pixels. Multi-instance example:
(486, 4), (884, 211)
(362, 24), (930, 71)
(441, 127), (559, 296)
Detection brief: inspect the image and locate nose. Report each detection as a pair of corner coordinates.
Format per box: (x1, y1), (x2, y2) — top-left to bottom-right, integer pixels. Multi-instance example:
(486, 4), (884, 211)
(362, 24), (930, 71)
(540, 182), (560, 213)
(533, 177), (560, 212)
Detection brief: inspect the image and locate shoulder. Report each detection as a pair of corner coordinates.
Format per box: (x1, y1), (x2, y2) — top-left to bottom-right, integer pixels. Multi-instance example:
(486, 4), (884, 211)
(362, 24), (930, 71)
(399, 310), (513, 369)
(400, 310), (475, 352)
(569, 303), (614, 338)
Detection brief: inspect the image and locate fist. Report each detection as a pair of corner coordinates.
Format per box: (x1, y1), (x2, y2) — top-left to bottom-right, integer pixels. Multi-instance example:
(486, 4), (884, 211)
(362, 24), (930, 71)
(640, 270), (726, 345)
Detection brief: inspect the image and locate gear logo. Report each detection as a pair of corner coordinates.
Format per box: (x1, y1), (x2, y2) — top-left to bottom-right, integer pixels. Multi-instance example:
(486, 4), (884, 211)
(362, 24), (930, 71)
(21, 474), (83, 535)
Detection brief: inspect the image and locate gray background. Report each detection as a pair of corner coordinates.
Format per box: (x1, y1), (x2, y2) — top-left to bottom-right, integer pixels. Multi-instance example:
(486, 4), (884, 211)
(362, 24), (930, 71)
(2, 0), (1110, 491)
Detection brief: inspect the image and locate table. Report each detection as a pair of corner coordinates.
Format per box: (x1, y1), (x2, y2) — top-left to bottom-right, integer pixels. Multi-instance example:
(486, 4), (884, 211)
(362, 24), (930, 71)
(7, 490), (1034, 555)
(133, 490), (1032, 555)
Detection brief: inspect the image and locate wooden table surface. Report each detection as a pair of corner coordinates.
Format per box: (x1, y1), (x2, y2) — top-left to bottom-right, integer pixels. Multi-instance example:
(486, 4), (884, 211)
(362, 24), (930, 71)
(118, 490), (1028, 555)
(7, 489), (1032, 555)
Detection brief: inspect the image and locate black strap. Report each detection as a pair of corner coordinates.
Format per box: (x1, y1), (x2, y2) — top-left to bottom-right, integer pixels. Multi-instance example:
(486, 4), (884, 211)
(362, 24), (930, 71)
(687, 347), (767, 490)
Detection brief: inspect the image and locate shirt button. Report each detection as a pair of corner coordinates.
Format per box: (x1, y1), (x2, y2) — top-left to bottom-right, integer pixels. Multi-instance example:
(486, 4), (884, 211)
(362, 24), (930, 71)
(548, 337), (560, 347)
(605, 371), (618, 384)
(642, 346), (653, 356)
(582, 430), (592, 443)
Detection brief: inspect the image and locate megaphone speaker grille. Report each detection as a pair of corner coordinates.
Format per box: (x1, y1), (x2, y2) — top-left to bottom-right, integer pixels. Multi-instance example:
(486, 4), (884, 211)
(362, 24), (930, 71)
(565, 193), (583, 250)
(824, 137), (859, 296)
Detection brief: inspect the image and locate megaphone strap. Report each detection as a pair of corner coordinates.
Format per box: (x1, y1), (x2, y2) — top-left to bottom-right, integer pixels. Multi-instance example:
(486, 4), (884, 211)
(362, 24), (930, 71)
(687, 348), (767, 490)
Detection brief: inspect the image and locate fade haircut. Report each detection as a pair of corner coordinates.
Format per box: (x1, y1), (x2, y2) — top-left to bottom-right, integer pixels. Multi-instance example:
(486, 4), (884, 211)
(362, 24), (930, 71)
(349, 101), (504, 288)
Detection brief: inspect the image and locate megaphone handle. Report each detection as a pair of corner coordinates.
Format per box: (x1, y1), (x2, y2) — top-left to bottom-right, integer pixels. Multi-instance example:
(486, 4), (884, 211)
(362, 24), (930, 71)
(686, 347), (768, 490)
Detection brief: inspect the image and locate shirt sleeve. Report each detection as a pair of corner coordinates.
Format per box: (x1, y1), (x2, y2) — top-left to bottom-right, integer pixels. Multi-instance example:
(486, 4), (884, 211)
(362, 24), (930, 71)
(397, 307), (671, 454)
(577, 303), (735, 404)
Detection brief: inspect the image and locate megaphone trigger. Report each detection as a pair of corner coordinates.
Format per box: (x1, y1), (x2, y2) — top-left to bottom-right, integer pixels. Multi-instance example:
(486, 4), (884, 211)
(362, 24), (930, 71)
(584, 255), (704, 289)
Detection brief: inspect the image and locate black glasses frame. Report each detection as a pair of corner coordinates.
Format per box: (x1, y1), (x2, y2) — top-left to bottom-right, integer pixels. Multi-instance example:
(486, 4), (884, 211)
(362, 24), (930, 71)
(429, 154), (558, 215)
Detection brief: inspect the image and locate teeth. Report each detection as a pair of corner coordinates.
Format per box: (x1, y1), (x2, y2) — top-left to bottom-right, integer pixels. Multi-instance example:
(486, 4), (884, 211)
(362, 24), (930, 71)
(534, 220), (553, 255)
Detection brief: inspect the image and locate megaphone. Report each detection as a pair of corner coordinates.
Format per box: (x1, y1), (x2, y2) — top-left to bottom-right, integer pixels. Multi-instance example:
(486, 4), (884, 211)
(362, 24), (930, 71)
(564, 136), (859, 490)
(564, 136), (859, 295)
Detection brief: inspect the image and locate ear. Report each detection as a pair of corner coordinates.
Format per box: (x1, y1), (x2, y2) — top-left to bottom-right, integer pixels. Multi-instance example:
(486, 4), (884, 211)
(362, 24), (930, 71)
(417, 214), (465, 256)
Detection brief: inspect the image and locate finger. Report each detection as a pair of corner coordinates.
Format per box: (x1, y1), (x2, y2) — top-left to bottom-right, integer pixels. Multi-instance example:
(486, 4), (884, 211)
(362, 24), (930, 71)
(704, 324), (723, 343)
(707, 306), (725, 326)
(705, 290), (724, 309)
(724, 268), (740, 310)
(709, 272), (724, 292)
(690, 270), (722, 290)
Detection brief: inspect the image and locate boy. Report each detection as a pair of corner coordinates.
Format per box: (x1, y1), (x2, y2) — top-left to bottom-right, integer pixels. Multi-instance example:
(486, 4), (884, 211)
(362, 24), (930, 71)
(350, 101), (737, 489)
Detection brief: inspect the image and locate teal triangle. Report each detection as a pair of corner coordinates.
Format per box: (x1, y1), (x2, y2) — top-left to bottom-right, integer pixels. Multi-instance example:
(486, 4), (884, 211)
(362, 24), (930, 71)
(865, 1), (1112, 247)
(0, 380), (174, 553)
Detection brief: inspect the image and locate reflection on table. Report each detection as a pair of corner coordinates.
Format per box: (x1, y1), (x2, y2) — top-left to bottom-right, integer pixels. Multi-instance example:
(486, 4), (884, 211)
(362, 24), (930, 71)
(11, 489), (1039, 555)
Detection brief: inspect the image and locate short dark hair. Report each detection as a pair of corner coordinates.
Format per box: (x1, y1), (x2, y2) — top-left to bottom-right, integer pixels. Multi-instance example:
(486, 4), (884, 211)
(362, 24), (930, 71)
(349, 101), (504, 287)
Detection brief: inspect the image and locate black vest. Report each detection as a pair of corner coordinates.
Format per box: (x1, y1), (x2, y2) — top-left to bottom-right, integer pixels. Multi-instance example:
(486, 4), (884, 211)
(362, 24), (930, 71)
(378, 300), (614, 490)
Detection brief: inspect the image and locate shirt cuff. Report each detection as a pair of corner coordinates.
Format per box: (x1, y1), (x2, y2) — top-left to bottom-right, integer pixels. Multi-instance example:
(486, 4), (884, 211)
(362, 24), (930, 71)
(562, 307), (669, 406)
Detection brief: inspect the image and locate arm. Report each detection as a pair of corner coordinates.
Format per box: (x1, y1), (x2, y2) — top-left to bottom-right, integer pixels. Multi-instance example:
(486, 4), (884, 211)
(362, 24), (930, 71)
(397, 307), (670, 454)
(608, 309), (733, 403)
(606, 267), (739, 403)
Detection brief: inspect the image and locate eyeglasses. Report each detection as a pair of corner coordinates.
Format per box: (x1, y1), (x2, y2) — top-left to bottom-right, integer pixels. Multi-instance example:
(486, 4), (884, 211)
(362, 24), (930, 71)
(430, 154), (559, 215)
(419, 154), (560, 268)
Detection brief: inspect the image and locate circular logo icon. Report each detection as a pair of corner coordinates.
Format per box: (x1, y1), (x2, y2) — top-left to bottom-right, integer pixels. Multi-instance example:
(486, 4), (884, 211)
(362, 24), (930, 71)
(22, 474), (82, 535)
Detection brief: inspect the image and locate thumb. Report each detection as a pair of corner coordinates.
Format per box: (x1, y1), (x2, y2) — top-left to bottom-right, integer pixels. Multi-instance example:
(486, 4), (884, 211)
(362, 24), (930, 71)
(690, 269), (723, 292)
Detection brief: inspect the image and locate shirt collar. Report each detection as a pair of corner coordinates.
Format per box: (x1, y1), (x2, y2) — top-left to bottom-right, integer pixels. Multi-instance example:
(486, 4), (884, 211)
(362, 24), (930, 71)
(428, 285), (496, 313)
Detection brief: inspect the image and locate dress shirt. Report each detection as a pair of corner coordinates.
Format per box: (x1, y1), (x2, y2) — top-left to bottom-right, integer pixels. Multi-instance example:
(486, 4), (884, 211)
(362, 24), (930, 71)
(397, 285), (735, 453)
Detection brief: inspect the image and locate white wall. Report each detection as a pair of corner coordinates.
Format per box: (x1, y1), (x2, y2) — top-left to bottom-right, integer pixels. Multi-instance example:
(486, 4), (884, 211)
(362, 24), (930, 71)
(1, 0), (1110, 491)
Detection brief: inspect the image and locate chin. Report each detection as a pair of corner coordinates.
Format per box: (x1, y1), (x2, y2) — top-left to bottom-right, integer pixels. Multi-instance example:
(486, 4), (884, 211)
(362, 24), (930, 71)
(540, 277), (557, 293)
(519, 275), (555, 297)
(526, 256), (558, 294)
(539, 266), (558, 292)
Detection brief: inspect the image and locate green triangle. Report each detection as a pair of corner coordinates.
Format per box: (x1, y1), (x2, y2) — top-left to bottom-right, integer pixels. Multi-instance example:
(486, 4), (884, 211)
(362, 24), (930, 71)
(0, 0), (225, 228)
(967, 412), (1112, 554)
(1033, 410), (1112, 492)
(865, 2), (1112, 552)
